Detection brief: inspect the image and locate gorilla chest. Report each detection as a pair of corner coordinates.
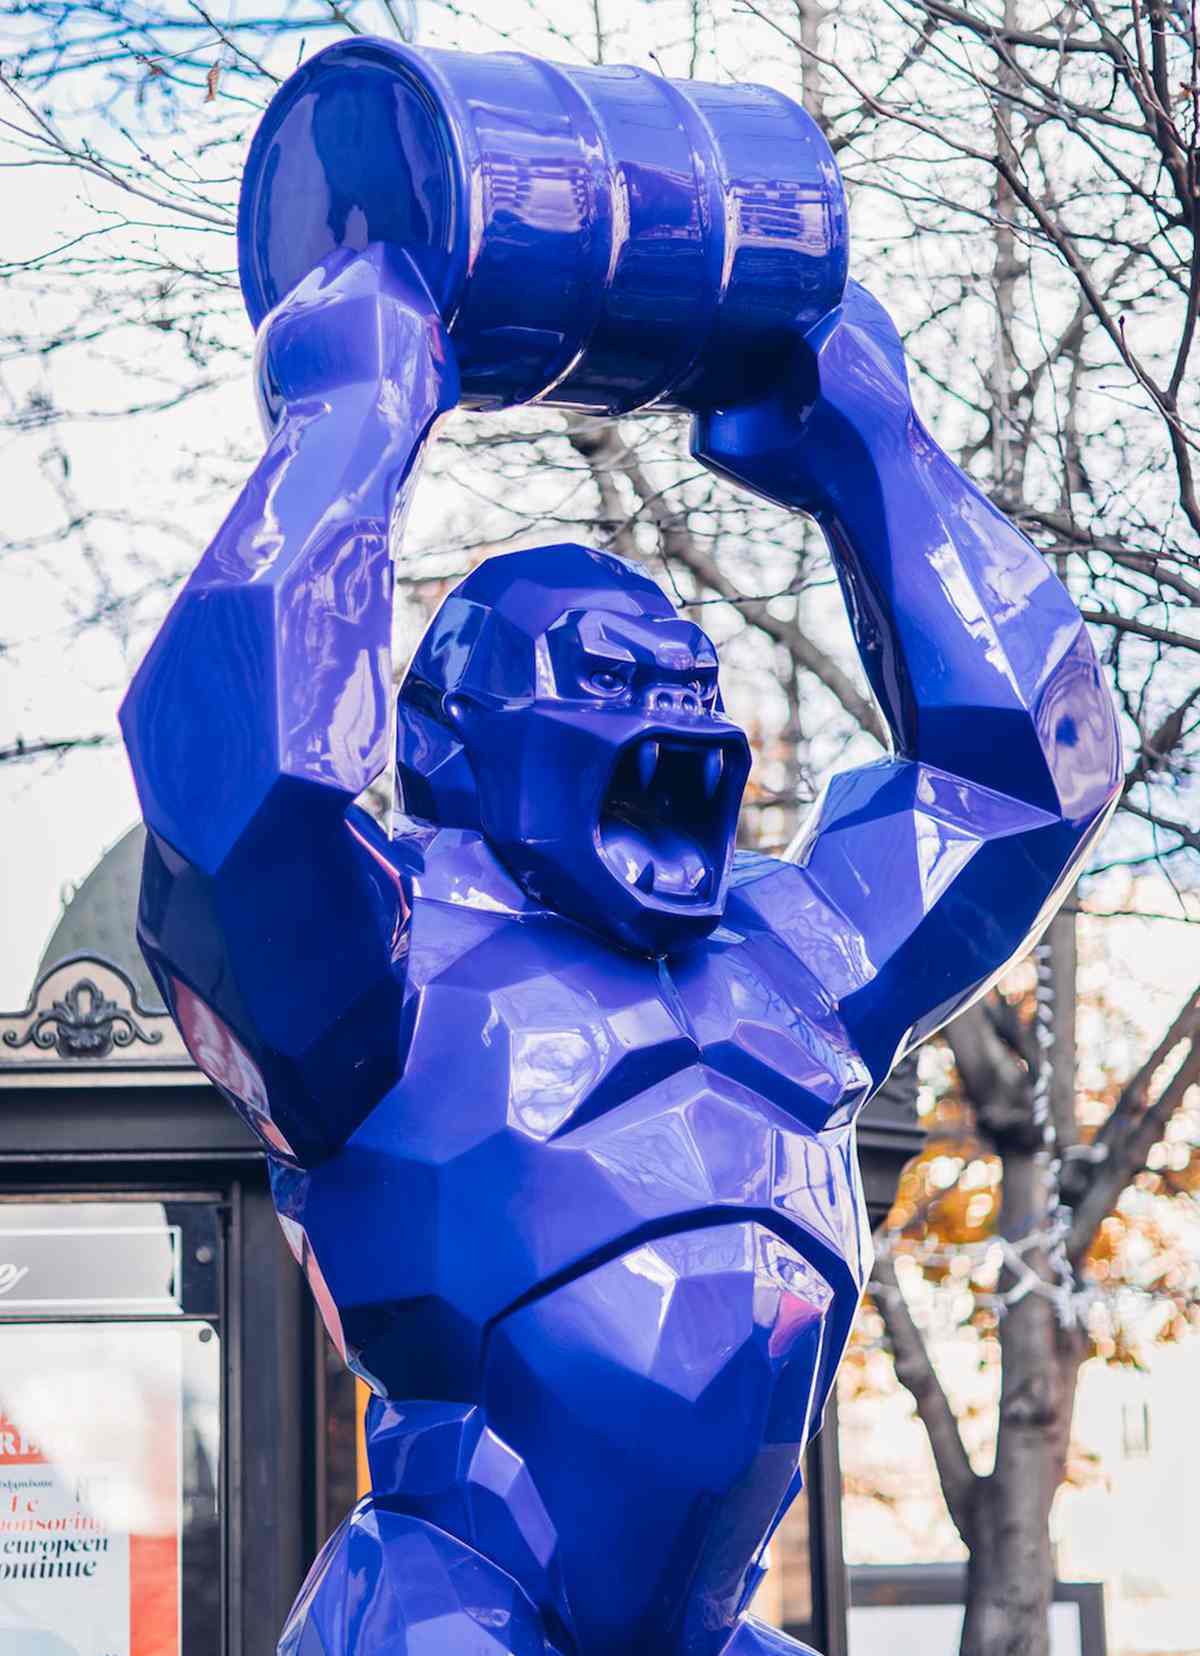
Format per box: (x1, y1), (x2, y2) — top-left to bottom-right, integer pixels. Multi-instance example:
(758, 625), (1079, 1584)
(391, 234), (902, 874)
(287, 892), (873, 1399)
(401, 895), (870, 1142)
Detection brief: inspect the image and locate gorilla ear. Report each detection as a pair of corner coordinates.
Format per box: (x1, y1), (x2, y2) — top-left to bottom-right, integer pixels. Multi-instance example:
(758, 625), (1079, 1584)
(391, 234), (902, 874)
(442, 690), (483, 729)
(395, 701), (481, 829)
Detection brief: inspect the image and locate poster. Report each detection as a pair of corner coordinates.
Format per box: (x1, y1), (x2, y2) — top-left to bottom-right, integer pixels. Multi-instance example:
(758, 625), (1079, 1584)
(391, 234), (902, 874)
(0, 1323), (182, 1656)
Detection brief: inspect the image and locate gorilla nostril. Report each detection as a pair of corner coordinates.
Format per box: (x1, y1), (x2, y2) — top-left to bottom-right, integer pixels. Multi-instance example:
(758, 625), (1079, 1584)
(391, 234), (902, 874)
(651, 688), (702, 715)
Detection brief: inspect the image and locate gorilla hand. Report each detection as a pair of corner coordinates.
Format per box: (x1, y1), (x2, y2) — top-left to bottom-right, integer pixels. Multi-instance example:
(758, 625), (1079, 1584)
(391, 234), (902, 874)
(689, 281), (911, 515)
(253, 241), (460, 434)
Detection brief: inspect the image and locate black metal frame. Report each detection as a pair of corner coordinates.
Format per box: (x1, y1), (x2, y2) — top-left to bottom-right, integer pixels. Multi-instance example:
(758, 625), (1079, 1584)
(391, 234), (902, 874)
(847, 1564), (1108, 1655)
(0, 1081), (317, 1656)
(0, 953), (168, 1064)
(793, 1082), (924, 1656)
(801, 1404), (848, 1656)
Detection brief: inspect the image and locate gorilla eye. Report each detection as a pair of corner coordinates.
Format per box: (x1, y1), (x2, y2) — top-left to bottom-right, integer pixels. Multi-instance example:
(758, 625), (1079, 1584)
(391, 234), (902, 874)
(588, 668), (628, 697)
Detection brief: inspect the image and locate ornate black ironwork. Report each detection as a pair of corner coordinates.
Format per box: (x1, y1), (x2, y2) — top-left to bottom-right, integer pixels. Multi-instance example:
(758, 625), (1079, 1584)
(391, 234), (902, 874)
(3, 976), (163, 1061)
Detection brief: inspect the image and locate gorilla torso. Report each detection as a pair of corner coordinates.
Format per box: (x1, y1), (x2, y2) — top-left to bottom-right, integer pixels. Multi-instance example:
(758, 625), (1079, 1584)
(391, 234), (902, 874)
(274, 821), (875, 1346)
(269, 820), (872, 1654)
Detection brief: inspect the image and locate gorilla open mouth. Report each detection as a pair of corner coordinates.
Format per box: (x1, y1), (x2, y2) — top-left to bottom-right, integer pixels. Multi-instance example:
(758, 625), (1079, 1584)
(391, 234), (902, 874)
(597, 736), (740, 904)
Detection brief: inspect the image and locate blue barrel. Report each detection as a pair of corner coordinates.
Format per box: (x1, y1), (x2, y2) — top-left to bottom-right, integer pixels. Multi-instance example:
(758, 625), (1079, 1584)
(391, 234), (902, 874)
(237, 38), (848, 414)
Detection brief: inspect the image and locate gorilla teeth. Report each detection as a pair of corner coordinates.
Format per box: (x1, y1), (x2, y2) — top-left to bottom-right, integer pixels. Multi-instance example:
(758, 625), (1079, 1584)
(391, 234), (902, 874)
(703, 749), (724, 799)
(635, 860), (656, 892)
(637, 739), (659, 792)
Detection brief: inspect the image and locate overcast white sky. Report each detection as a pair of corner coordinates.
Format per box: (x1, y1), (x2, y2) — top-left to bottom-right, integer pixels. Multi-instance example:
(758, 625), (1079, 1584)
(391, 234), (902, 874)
(0, 0), (746, 1003)
(0, 144), (232, 1003)
(1, 1), (1197, 1032)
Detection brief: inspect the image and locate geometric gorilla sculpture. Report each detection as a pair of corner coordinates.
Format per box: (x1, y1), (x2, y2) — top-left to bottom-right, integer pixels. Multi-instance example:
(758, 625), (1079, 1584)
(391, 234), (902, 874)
(120, 111), (1121, 1656)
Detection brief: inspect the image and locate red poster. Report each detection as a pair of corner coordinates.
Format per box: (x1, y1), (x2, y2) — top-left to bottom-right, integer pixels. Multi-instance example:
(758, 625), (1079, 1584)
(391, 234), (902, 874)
(0, 1324), (182, 1656)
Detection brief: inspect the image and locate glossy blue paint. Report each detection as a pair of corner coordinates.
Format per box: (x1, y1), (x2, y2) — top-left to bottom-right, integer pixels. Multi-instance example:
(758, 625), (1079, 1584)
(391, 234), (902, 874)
(120, 42), (1121, 1656)
(395, 543), (753, 957)
(238, 38), (848, 415)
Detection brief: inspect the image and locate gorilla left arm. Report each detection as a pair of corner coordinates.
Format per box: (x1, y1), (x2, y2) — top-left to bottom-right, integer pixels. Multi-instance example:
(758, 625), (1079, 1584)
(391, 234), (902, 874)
(120, 247), (457, 1163)
(692, 282), (1122, 1087)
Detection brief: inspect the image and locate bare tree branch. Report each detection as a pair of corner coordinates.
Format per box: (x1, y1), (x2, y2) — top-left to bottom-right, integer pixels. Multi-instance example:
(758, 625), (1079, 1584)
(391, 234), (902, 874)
(872, 1250), (979, 1542)
(0, 734), (115, 763)
(566, 421), (888, 744)
(1068, 984), (1200, 1262)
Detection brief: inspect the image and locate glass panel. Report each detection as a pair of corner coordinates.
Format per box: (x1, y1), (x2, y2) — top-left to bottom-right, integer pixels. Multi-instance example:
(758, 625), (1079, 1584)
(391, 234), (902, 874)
(777, 1477), (814, 1637)
(0, 1200), (223, 1656)
(0, 1202), (221, 1323)
(839, 1340), (966, 1572)
(320, 1331), (359, 1544)
(0, 1319), (220, 1656)
(1, 1233), (179, 1313)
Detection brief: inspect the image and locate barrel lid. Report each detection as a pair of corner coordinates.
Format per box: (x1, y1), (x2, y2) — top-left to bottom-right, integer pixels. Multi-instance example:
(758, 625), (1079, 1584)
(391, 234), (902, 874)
(237, 37), (469, 331)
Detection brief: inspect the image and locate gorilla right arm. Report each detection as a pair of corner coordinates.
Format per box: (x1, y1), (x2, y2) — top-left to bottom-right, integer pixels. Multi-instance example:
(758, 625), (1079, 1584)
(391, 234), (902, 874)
(693, 283), (1122, 1093)
(120, 247), (458, 1166)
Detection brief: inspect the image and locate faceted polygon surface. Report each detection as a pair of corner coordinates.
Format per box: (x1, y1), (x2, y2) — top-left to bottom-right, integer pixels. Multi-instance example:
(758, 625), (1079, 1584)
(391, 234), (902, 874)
(364, 1401), (570, 1639)
(135, 801), (414, 1165)
(278, 1505), (556, 1656)
(484, 1222), (830, 1656)
(719, 1617), (822, 1656)
(121, 257), (1122, 1656)
(271, 998), (869, 1404)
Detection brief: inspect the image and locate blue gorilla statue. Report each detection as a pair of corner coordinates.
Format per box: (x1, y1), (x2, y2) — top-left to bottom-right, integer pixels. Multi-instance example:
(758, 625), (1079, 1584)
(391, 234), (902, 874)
(120, 245), (1121, 1656)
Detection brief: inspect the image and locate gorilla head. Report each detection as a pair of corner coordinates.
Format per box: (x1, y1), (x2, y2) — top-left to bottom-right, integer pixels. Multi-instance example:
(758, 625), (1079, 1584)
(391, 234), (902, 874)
(395, 545), (751, 956)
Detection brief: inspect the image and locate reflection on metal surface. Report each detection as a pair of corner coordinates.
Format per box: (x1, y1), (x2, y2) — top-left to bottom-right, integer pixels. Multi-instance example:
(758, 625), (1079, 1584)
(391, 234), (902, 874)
(119, 38), (1120, 1656)
(236, 40), (849, 416)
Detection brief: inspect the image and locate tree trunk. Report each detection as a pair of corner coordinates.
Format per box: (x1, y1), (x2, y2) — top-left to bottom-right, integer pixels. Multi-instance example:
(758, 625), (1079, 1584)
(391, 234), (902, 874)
(1044, 912), (1078, 1161)
(794, 0), (827, 126)
(960, 1291), (1085, 1651)
(960, 1039), (1087, 1655)
(960, 1342), (1087, 1654)
(957, 7), (1074, 1645)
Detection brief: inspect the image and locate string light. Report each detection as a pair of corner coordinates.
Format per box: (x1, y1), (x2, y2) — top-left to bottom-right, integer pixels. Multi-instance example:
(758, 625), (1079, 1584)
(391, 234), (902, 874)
(876, 937), (1090, 1326)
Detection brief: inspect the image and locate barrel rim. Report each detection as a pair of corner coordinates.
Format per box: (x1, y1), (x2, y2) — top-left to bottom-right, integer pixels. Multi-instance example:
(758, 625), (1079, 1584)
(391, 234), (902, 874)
(236, 35), (477, 332)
